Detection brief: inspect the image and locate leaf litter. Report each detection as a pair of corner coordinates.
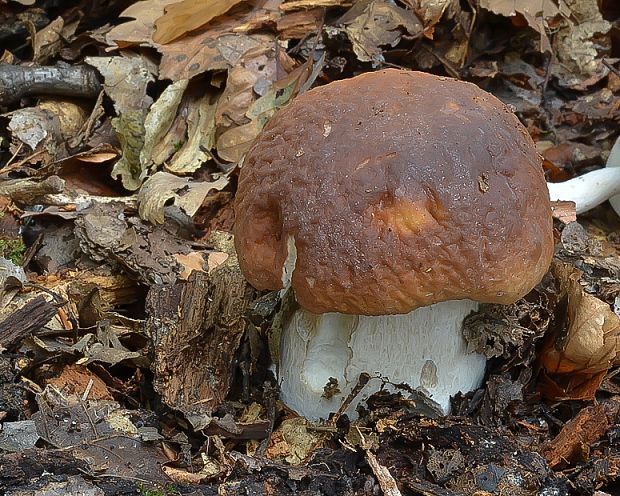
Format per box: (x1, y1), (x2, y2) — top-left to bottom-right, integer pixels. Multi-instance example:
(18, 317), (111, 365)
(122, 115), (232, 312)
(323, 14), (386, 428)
(1, 0), (620, 494)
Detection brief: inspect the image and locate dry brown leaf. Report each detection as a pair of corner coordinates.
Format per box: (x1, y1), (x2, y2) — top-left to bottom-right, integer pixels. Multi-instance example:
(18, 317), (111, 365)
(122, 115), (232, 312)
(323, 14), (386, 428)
(106, 0), (178, 48)
(552, 0), (611, 83)
(538, 262), (620, 401)
(542, 262), (620, 375)
(175, 252), (207, 280)
(153, 0), (247, 44)
(31, 16), (64, 64)
(341, 0), (423, 64)
(478, 0), (571, 53)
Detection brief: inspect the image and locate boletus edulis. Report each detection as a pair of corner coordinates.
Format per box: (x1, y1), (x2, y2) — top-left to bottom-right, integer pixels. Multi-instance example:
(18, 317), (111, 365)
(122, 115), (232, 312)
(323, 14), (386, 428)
(234, 69), (554, 420)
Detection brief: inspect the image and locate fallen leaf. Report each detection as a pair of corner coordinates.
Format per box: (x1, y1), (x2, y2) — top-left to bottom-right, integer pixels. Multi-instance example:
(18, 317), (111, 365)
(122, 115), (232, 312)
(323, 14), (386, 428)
(538, 262), (620, 400)
(153, 0), (247, 44)
(140, 78), (189, 176)
(478, 0), (571, 53)
(106, 0), (178, 48)
(31, 16), (64, 64)
(175, 252), (207, 280)
(341, 0), (423, 64)
(552, 0), (611, 81)
(167, 92), (217, 174)
(137, 171), (229, 224)
(86, 56), (157, 190)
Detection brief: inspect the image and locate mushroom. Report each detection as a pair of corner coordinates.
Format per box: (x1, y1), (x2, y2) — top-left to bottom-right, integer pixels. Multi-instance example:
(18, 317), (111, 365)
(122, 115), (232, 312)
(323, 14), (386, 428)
(234, 69), (554, 420)
(547, 137), (620, 215)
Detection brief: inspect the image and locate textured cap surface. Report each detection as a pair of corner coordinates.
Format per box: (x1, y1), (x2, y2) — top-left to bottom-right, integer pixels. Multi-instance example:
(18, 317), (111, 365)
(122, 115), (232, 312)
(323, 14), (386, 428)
(234, 69), (553, 315)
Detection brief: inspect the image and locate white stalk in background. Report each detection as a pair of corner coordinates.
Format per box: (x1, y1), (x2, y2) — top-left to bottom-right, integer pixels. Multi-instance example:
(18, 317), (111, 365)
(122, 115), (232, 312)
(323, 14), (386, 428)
(547, 137), (620, 215)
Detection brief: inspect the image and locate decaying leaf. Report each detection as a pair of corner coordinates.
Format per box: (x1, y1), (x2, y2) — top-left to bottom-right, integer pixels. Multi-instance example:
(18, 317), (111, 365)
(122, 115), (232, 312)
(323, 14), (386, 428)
(340, 0), (423, 64)
(74, 202), (198, 285)
(552, 0), (612, 86)
(153, 0), (247, 44)
(30, 16), (64, 64)
(265, 417), (327, 465)
(32, 388), (169, 483)
(137, 171), (229, 224)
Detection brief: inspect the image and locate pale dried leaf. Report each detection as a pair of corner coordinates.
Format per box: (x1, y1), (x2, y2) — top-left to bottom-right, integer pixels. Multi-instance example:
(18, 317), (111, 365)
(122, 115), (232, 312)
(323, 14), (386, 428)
(140, 79), (189, 175)
(153, 0), (247, 44)
(137, 171), (229, 224)
(416, 0), (452, 26)
(86, 55), (156, 113)
(87, 56), (156, 190)
(167, 94), (217, 174)
(554, 0), (611, 78)
(175, 252), (207, 280)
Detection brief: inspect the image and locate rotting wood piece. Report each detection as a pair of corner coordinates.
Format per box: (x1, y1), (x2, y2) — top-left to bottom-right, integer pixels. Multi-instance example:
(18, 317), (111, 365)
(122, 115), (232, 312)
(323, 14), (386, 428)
(146, 232), (256, 418)
(0, 295), (58, 349)
(0, 449), (88, 491)
(544, 400), (620, 469)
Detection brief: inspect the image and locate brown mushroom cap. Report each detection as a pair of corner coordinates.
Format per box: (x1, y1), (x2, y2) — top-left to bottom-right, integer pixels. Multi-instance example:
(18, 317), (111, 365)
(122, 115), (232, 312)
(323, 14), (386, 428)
(234, 69), (553, 315)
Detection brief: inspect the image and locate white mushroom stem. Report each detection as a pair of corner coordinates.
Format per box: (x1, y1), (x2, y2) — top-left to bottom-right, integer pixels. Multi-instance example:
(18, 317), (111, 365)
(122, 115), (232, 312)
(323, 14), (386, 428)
(547, 167), (620, 215)
(278, 299), (486, 421)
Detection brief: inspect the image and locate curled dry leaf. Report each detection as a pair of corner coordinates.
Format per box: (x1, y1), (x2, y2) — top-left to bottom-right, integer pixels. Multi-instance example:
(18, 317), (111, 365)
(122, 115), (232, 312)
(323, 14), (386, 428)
(538, 261), (620, 400)
(137, 171), (229, 224)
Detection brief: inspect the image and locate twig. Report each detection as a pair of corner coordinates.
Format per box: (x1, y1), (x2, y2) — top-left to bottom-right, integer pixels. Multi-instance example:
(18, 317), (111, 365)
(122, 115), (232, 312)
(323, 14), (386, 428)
(0, 175), (65, 204)
(329, 372), (370, 426)
(0, 64), (101, 106)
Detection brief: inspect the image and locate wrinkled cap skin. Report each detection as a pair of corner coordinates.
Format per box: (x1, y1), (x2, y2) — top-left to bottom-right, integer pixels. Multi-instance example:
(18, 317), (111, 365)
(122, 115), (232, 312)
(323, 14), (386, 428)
(234, 69), (554, 315)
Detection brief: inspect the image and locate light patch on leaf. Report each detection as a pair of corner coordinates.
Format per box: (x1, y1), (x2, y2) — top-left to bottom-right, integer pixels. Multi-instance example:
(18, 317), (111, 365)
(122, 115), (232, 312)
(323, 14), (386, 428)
(137, 171), (229, 224)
